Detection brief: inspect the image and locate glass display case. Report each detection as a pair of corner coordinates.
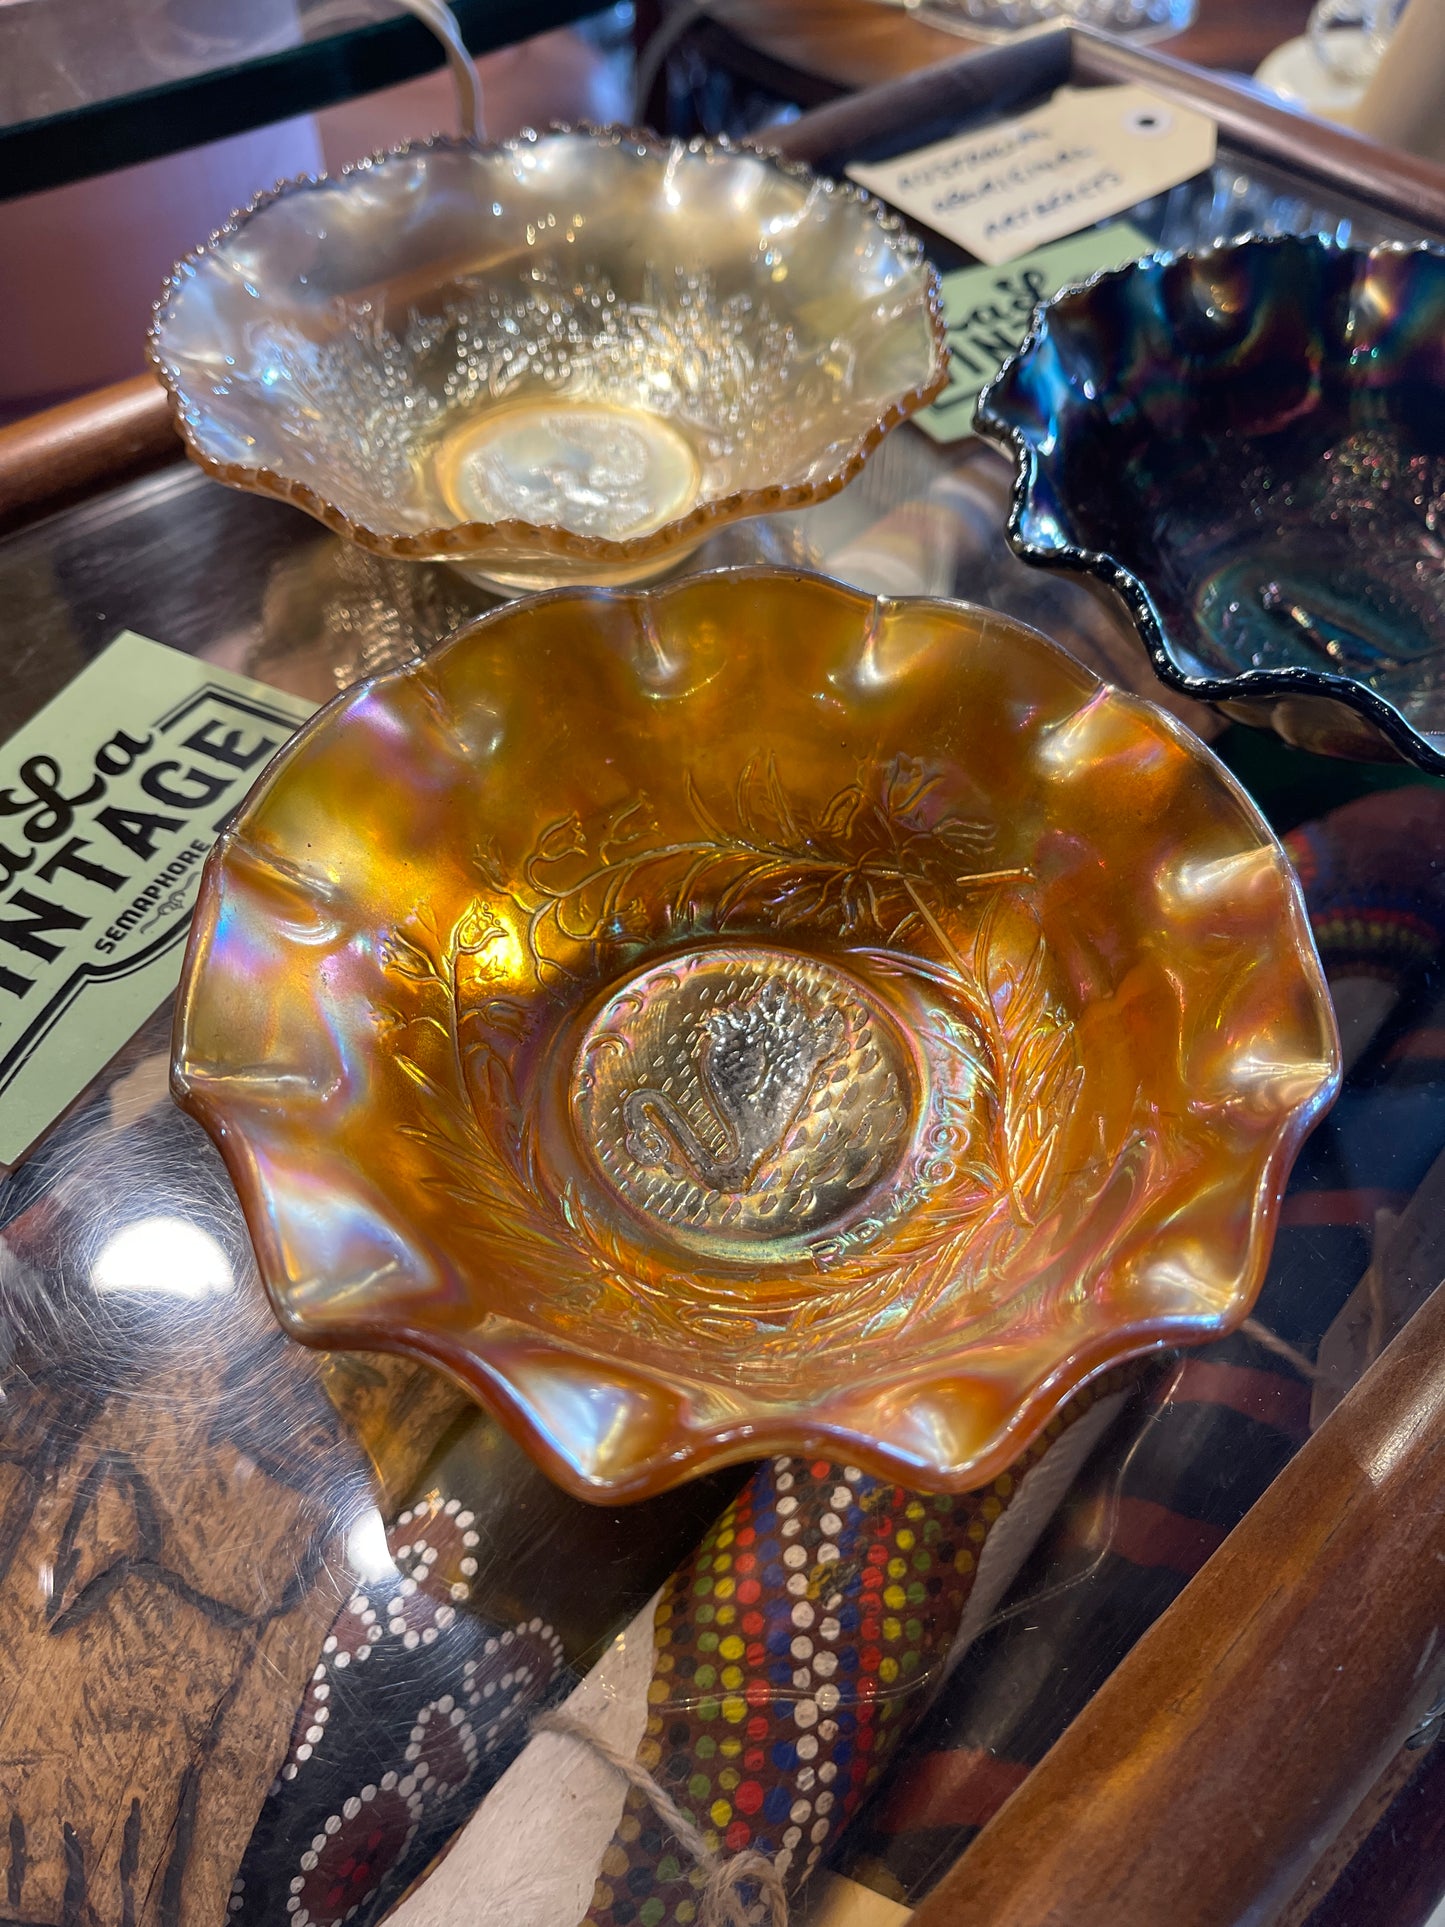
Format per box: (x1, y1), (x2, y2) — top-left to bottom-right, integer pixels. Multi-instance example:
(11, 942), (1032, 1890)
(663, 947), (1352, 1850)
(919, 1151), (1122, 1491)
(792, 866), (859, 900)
(2, 25), (1445, 1927)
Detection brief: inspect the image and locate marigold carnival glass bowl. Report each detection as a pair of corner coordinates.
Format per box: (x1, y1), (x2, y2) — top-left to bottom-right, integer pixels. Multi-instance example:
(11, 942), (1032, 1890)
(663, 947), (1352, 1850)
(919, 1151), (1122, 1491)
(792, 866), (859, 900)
(171, 568), (1340, 1501)
(147, 128), (947, 593)
(976, 235), (1445, 769)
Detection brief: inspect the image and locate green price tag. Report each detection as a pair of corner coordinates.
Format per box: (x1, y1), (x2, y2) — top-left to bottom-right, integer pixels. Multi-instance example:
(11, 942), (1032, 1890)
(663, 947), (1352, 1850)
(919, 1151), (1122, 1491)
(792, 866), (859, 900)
(913, 221), (1154, 445)
(0, 632), (316, 1167)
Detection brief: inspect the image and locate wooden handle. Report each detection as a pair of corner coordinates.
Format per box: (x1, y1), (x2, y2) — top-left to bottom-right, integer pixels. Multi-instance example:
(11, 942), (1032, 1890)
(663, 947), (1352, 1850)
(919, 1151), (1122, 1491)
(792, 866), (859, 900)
(0, 373), (180, 533)
(911, 1268), (1445, 1927)
(770, 32), (1071, 164)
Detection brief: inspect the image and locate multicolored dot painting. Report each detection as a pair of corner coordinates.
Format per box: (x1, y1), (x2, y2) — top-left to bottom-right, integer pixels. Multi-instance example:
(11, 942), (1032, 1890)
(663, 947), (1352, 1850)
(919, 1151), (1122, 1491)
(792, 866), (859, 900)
(232, 1490), (569, 1927)
(582, 1409), (1089, 1927)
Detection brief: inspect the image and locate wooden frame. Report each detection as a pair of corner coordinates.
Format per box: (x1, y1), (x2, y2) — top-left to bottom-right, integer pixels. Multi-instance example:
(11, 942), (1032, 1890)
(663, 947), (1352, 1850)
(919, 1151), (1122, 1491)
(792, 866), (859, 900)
(5, 35), (1445, 1920)
(778, 23), (1445, 230)
(912, 1254), (1445, 1926)
(0, 375), (179, 533)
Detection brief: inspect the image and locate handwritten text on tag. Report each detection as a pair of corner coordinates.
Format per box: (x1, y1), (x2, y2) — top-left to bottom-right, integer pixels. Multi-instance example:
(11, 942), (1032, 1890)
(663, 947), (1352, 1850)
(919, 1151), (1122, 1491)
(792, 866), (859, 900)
(849, 85), (1215, 264)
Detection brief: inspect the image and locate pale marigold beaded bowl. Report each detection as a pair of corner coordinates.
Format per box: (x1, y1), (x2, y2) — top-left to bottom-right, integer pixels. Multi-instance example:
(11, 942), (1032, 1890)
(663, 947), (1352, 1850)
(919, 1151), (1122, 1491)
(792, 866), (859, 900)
(172, 568), (1340, 1501)
(147, 129), (947, 592)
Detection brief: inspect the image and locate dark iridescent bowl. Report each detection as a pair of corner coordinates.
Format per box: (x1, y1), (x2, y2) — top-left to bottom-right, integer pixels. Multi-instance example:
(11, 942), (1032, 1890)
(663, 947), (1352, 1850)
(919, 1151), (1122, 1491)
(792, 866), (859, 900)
(976, 235), (1445, 769)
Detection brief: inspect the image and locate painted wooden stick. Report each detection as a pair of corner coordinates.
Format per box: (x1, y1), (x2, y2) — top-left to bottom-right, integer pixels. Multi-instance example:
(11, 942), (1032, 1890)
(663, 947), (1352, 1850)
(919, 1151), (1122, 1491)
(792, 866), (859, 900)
(386, 1388), (1129, 1927)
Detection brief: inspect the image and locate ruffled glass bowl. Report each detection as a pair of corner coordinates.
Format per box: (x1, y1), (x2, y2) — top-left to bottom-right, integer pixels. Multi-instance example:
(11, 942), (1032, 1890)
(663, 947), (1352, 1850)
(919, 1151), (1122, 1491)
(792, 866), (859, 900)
(977, 235), (1445, 767)
(148, 129), (947, 592)
(901, 0), (1195, 42)
(172, 569), (1339, 1501)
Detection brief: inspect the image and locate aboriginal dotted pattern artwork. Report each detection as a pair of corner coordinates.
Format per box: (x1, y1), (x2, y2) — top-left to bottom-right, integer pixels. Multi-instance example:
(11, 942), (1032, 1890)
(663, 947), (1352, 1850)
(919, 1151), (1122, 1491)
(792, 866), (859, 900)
(231, 1491), (569, 1927)
(1285, 810), (1445, 988)
(580, 1411), (1096, 1927)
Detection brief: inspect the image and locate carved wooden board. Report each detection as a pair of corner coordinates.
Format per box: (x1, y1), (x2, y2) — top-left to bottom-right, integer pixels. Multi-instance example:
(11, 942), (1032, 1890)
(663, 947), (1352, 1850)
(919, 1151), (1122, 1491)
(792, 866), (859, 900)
(0, 1021), (463, 1927)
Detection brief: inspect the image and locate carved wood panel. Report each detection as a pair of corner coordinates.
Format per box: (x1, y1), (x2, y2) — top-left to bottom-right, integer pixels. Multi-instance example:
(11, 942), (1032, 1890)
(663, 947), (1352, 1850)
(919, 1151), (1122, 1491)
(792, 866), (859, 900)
(0, 1029), (461, 1927)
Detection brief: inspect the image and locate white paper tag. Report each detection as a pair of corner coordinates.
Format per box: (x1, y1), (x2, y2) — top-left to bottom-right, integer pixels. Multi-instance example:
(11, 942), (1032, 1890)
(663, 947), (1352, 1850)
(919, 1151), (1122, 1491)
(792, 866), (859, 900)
(849, 84), (1216, 264)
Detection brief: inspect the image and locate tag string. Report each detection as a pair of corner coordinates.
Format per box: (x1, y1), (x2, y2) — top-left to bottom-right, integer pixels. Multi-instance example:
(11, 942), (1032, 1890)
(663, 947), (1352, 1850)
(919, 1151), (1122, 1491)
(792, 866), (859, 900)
(534, 1708), (790, 1927)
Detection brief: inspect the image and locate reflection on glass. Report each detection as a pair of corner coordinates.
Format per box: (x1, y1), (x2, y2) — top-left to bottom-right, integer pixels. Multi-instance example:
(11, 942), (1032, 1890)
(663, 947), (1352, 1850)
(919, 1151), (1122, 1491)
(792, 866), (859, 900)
(901, 0), (1196, 44)
(90, 1213), (235, 1298)
(345, 1505), (400, 1584)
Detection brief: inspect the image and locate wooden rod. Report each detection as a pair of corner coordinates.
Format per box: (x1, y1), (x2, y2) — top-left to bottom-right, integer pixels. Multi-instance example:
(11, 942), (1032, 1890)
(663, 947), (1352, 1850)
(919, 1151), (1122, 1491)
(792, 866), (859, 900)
(769, 30), (1073, 165)
(0, 373), (179, 534)
(911, 1268), (1445, 1927)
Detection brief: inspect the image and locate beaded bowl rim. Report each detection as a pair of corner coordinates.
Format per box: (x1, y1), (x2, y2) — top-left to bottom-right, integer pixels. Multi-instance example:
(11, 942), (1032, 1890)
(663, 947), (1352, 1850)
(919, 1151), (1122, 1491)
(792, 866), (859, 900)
(146, 123), (950, 566)
(974, 232), (1445, 773)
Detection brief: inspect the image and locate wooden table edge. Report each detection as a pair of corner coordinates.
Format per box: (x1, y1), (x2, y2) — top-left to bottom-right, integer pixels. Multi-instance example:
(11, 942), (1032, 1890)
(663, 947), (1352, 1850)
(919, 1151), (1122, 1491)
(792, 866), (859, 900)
(908, 1264), (1445, 1927)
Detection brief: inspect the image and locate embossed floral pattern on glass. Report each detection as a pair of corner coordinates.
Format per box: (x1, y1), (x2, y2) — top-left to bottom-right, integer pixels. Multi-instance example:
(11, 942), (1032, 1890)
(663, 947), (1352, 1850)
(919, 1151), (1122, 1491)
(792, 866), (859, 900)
(977, 236), (1445, 768)
(149, 131), (947, 590)
(172, 569), (1340, 1500)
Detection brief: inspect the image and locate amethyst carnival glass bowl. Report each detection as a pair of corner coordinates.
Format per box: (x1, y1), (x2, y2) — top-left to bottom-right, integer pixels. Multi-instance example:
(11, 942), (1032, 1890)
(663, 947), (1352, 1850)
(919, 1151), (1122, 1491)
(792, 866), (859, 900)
(975, 234), (1445, 769)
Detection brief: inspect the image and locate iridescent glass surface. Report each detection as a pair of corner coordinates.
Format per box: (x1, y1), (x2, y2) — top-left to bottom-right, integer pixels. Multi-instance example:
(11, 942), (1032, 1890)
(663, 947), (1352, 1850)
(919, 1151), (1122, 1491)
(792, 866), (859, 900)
(174, 570), (1336, 1499)
(978, 236), (1445, 769)
(2, 125), (1442, 1927)
(149, 130), (947, 589)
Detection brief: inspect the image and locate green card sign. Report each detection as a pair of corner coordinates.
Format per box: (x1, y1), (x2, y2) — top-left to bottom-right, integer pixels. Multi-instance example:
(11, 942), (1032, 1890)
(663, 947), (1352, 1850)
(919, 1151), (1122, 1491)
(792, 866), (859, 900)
(0, 632), (315, 1166)
(912, 221), (1153, 444)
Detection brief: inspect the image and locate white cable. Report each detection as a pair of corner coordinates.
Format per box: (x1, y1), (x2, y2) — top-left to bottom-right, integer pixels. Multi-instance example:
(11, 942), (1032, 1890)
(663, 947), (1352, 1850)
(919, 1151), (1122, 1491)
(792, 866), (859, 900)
(393, 0), (487, 141)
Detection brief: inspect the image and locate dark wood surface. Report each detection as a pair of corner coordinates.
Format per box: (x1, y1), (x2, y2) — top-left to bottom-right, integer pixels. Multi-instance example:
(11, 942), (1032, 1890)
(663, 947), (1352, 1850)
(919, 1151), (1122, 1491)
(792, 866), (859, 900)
(908, 1250), (1445, 1927)
(696, 0), (1314, 92)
